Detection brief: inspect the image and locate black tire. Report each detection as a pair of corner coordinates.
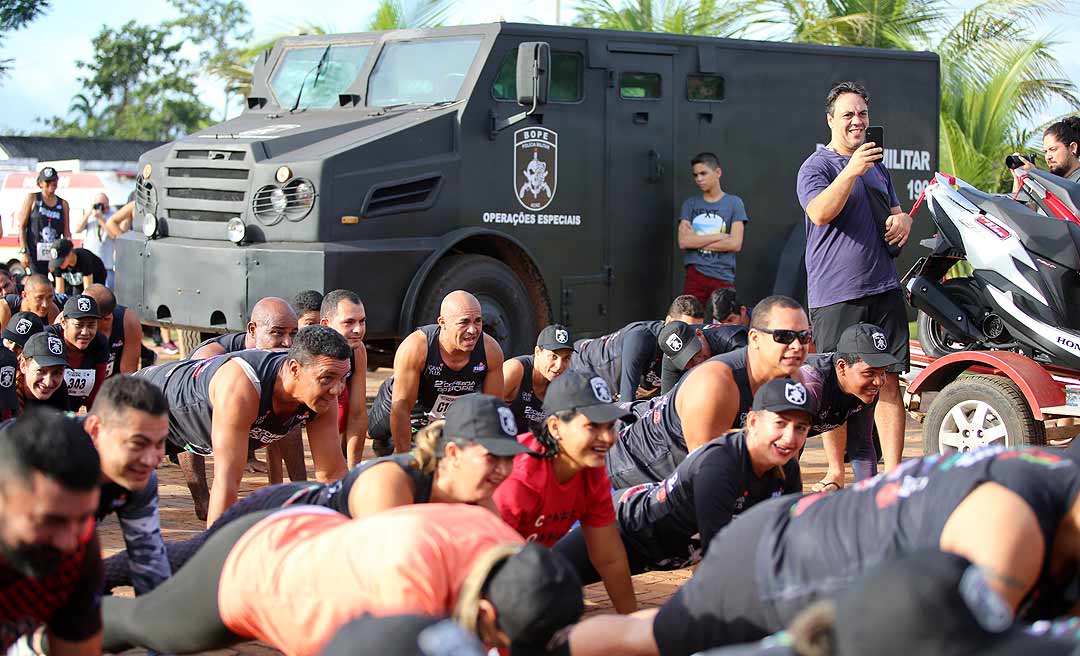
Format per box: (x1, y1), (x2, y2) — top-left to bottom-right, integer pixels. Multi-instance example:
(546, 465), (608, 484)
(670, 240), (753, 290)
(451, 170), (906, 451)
(922, 374), (1045, 455)
(916, 277), (985, 358)
(414, 254), (538, 357)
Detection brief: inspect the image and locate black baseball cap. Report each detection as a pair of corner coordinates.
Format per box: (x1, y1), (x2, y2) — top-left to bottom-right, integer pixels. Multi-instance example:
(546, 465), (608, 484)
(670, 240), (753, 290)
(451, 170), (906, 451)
(63, 294), (101, 320)
(36, 167), (58, 184)
(22, 332), (69, 367)
(751, 377), (817, 418)
(541, 370), (635, 424)
(49, 239), (74, 271)
(834, 550), (1078, 656)
(485, 543), (584, 655)
(536, 324), (575, 352)
(658, 320), (702, 370)
(320, 615), (486, 656)
(836, 322), (901, 369)
(2, 311), (44, 347)
(441, 393), (531, 457)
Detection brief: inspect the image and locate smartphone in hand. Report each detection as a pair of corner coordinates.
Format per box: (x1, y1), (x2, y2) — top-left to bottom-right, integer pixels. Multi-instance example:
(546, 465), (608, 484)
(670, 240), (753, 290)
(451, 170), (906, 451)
(865, 125), (884, 159)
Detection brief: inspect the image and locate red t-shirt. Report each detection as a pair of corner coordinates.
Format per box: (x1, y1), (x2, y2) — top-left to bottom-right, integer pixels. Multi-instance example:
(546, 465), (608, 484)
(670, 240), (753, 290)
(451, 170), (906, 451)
(494, 433), (616, 546)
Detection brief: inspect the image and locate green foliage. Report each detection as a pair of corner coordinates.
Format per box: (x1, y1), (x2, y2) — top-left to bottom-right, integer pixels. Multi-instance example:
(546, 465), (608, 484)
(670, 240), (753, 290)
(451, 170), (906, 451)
(0, 0), (50, 80)
(41, 20), (211, 140)
(572, 0), (752, 36)
(166, 0), (253, 119)
(366, 0), (453, 31)
(750, 0), (942, 48)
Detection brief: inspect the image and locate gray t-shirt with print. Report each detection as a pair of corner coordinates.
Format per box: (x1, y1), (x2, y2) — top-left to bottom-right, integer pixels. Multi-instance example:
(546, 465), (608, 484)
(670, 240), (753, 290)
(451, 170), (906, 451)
(678, 193), (748, 283)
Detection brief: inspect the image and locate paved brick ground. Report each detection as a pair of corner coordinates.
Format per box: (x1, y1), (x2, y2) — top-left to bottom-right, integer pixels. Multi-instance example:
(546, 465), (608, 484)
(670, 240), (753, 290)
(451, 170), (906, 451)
(103, 359), (928, 655)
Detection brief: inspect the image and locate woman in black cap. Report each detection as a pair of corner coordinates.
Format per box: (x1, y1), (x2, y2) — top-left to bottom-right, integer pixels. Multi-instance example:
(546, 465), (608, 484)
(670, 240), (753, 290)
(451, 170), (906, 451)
(103, 393), (527, 589)
(14, 167), (70, 275)
(554, 377), (811, 583)
(494, 370), (639, 614)
(16, 332), (70, 413)
(503, 323), (576, 432)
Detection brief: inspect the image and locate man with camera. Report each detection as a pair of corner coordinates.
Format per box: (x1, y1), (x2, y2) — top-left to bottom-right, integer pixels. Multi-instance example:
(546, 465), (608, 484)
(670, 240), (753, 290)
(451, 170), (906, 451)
(73, 193), (124, 290)
(1011, 116), (1080, 191)
(795, 81), (912, 482)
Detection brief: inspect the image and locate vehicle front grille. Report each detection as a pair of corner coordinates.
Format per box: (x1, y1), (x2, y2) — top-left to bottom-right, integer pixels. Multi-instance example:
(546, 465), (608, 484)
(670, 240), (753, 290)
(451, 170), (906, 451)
(161, 146), (252, 230)
(174, 149), (246, 161)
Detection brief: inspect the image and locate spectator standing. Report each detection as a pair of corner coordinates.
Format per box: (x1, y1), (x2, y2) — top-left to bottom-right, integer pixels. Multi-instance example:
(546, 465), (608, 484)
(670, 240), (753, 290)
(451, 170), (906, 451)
(676, 153), (748, 305)
(795, 81), (912, 471)
(15, 167), (70, 275)
(73, 193), (123, 289)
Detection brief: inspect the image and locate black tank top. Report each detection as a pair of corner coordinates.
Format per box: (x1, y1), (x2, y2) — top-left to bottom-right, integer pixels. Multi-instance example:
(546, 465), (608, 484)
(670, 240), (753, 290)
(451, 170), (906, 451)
(0, 345), (18, 420)
(25, 192), (64, 267)
(105, 305), (126, 378)
(152, 350), (315, 454)
(606, 346), (755, 486)
(508, 355), (546, 431)
(376, 324), (489, 419)
(191, 331), (247, 356)
(314, 453), (434, 515)
(571, 320), (664, 399)
(754, 446), (1080, 624)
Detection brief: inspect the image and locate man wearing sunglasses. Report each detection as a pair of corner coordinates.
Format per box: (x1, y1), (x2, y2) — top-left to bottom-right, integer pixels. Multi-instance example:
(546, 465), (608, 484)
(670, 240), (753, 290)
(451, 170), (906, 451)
(607, 295), (811, 487)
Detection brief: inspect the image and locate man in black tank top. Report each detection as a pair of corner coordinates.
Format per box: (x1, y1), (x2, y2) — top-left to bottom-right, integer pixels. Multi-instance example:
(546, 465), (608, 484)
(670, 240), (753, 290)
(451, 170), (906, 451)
(15, 167), (70, 275)
(657, 320), (748, 394)
(188, 297), (299, 360)
(319, 290), (370, 468)
(368, 290), (504, 455)
(82, 284), (144, 377)
(606, 296), (811, 487)
(0, 274), (61, 333)
(565, 445), (1080, 656)
(503, 324), (574, 432)
(139, 326), (351, 527)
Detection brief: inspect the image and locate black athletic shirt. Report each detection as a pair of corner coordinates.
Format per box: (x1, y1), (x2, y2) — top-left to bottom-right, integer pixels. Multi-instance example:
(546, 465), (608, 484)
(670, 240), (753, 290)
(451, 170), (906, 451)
(799, 353), (875, 439)
(0, 346), (18, 420)
(659, 324), (748, 394)
(616, 431), (801, 568)
(372, 324), (489, 424)
(190, 331), (247, 357)
(4, 293), (63, 317)
(42, 324), (109, 411)
(313, 452), (434, 515)
(606, 347), (755, 487)
(25, 192), (65, 274)
(104, 305), (127, 378)
(571, 320), (664, 401)
(654, 446), (1080, 656)
(52, 249), (106, 296)
(0, 523), (102, 649)
(508, 355), (546, 432)
(140, 350), (316, 455)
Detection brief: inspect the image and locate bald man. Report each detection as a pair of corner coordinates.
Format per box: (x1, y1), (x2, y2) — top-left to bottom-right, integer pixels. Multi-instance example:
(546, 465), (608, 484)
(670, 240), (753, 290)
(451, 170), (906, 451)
(189, 297), (298, 359)
(0, 273), (61, 332)
(368, 290), (504, 455)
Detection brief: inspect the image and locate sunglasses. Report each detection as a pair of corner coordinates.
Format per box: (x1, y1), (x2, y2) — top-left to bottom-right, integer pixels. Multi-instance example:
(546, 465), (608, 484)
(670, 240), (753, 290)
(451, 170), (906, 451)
(755, 327), (813, 345)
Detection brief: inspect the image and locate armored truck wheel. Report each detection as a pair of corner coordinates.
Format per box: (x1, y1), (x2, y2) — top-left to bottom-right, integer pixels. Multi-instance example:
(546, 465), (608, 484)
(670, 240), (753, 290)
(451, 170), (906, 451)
(922, 374), (1045, 455)
(415, 254), (537, 356)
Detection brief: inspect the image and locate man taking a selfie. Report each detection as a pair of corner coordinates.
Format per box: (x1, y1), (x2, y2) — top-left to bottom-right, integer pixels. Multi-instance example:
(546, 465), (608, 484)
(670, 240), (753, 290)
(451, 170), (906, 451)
(795, 81), (912, 477)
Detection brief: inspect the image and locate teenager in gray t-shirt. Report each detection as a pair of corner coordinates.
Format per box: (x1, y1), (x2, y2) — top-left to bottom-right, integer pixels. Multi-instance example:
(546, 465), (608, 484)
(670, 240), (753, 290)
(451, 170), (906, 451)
(677, 153), (748, 295)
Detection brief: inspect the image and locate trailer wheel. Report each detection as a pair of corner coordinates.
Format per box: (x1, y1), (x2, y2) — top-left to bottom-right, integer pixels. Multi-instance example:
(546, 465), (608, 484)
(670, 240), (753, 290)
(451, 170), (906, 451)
(922, 374), (1045, 455)
(415, 254), (537, 356)
(916, 277), (984, 358)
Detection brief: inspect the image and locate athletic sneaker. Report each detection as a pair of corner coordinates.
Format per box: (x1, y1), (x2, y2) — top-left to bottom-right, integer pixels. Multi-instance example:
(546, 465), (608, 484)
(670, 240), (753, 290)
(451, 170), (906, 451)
(161, 340), (179, 355)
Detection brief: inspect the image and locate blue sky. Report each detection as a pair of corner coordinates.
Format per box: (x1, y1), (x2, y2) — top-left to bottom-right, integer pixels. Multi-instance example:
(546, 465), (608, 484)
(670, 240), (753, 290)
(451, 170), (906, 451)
(0, 0), (1076, 136)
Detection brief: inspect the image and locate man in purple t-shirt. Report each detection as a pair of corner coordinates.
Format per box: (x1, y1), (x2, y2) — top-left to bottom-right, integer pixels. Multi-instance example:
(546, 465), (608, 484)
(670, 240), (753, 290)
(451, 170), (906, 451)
(795, 81), (913, 488)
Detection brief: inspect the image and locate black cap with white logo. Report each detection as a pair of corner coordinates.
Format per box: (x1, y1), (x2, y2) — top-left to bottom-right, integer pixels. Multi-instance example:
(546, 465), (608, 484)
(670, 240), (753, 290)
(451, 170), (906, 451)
(836, 322), (901, 369)
(63, 294), (101, 320)
(441, 393), (531, 457)
(22, 332), (69, 367)
(536, 324), (575, 352)
(48, 238), (75, 271)
(658, 321), (702, 370)
(542, 370), (635, 424)
(36, 167), (58, 184)
(751, 377), (817, 418)
(2, 311), (44, 348)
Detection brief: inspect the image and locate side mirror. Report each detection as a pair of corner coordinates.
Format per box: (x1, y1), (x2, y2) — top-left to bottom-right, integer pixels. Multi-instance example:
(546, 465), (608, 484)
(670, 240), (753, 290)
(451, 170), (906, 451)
(516, 42), (550, 108)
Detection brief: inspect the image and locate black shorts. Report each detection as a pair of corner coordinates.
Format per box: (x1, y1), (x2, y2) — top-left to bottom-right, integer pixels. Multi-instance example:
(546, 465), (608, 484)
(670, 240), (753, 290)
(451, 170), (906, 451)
(809, 288), (910, 373)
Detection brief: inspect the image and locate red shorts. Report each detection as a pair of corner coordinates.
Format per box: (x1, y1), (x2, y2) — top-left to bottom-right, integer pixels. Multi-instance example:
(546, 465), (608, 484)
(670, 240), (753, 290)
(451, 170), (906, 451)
(682, 265), (734, 306)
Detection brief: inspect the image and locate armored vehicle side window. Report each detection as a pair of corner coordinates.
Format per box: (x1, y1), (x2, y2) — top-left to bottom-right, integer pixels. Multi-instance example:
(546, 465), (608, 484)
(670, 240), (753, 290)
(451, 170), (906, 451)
(368, 36), (482, 106)
(619, 72), (661, 99)
(270, 44), (372, 109)
(492, 51), (584, 102)
(687, 74), (724, 101)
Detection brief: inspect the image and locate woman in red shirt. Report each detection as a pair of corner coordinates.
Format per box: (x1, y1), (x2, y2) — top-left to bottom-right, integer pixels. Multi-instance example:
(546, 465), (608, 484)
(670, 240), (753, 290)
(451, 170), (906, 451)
(494, 370), (638, 614)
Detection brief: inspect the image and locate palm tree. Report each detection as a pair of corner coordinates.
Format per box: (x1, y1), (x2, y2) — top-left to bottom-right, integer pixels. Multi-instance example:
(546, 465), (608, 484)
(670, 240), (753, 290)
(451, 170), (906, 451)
(750, 0), (942, 49)
(367, 0), (453, 31)
(572, 0), (753, 37)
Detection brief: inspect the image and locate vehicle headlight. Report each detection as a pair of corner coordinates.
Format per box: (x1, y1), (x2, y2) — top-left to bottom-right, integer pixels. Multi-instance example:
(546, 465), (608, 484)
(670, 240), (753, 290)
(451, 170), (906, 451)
(226, 217), (247, 244)
(142, 213), (158, 238)
(291, 180), (315, 207)
(270, 188), (287, 212)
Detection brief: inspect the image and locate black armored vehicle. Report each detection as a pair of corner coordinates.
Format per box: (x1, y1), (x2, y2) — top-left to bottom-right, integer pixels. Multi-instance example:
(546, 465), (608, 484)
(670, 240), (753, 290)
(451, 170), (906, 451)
(119, 22), (939, 361)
